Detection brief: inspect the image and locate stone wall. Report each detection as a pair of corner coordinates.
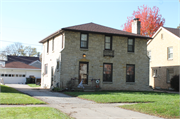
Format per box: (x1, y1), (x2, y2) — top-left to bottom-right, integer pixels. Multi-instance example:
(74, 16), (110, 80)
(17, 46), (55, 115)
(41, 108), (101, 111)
(151, 66), (179, 89)
(60, 31), (151, 91)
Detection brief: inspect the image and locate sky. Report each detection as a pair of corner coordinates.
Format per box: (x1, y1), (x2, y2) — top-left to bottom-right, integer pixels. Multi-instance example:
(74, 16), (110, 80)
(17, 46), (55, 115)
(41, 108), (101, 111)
(0, 0), (179, 54)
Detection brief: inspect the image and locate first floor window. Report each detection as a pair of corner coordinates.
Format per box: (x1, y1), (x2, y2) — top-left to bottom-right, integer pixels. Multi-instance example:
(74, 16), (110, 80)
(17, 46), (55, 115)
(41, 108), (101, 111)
(103, 63), (113, 82)
(57, 61), (59, 69)
(147, 50), (151, 61)
(152, 69), (157, 78)
(167, 69), (174, 83)
(126, 64), (135, 82)
(45, 64), (48, 75)
(167, 47), (173, 59)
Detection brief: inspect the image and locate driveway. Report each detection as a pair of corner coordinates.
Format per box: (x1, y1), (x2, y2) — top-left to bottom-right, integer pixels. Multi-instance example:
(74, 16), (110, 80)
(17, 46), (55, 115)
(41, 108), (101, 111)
(6, 84), (163, 119)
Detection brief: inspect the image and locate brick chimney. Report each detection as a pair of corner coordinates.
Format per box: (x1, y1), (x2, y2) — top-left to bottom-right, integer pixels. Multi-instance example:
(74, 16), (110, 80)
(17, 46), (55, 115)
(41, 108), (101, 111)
(132, 18), (141, 34)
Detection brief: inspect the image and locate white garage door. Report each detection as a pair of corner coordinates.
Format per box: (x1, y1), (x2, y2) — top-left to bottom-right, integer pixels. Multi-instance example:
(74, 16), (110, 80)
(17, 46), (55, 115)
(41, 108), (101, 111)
(0, 73), (26, 84)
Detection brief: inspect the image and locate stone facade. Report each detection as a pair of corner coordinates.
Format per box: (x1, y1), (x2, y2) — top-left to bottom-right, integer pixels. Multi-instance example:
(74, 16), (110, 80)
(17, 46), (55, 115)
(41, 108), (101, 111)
(147, 27), (180, 89)
(58, 31), (150, 91)
(41, 29), (151, 91)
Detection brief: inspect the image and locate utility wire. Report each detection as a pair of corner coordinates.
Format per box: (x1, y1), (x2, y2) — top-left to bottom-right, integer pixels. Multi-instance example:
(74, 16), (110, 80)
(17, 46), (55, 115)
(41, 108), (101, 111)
(0, 40), (42, 46)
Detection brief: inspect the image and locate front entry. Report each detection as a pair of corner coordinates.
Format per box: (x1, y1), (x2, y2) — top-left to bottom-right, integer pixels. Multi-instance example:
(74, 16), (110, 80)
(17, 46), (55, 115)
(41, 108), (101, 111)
(79, 62), (88, 84)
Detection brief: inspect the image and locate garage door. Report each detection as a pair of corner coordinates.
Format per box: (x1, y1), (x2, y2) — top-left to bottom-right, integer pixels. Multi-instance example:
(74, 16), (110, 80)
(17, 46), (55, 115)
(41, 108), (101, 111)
(0, 73), (26, 84)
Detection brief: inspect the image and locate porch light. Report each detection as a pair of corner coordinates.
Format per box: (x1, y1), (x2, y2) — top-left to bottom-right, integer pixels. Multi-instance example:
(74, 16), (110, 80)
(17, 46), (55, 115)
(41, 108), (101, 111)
(83, 53), (86, 58)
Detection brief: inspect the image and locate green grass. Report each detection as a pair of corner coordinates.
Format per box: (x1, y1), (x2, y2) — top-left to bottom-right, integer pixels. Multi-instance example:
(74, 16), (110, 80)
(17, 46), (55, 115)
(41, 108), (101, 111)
(27, 84), (40, 87)
(64, 91), (180, 118)
(0, 107), (73, 119)
(0, 85), (45, 104)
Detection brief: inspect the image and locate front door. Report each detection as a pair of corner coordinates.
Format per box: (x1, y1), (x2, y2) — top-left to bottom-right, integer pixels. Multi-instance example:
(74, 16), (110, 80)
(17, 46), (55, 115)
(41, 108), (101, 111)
(51, 66), (54, 86)
(79, 62), (88, 84)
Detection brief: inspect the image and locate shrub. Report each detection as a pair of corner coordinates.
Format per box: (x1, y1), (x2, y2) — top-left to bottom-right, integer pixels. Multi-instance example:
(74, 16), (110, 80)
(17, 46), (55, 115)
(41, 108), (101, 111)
(52, 87), (62, 92)
(170, 75), (179, 91)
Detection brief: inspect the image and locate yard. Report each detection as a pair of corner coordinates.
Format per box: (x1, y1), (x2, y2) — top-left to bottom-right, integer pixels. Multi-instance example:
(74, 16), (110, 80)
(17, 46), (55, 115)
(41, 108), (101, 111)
(27, 84), (40, 87)
(0, 85), (44, 105)
(64, 91), (180, 118)
(0, 107), (73, 119)
(0, 85), (73, 119)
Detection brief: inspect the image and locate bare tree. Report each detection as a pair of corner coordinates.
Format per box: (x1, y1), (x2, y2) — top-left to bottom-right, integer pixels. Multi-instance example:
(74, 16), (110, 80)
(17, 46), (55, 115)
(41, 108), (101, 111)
(24, 46), (38, 57)
(0, 42), (38, 58)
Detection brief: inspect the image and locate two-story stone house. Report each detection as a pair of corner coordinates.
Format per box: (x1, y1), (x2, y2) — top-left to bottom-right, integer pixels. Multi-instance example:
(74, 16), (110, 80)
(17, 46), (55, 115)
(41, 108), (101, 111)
(147, 27), (180, 90)
(39, 19), (152, 91)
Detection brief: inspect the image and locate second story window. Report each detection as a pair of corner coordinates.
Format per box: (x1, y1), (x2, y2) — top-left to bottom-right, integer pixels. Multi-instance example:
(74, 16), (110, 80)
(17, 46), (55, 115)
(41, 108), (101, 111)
(128, 38), (134, 52)
(105, 36), (112, 50)
(80, 33), (88, 49)
(52, 38), (54, 51)
(47, 40), (49, 53)
(168, 47), (173, 60)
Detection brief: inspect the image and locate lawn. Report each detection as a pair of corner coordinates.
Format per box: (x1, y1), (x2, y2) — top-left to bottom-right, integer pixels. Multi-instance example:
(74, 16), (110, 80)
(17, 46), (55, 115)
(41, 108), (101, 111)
(27, 84), (40, 87)
(64, 91), (180, 118)
(0, 107), (73, 119)
(0, 85), (45, 104)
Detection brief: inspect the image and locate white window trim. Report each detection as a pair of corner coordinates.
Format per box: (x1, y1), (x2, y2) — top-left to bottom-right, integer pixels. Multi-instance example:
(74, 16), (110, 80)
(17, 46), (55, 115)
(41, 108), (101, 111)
(167, 47), (173, 60)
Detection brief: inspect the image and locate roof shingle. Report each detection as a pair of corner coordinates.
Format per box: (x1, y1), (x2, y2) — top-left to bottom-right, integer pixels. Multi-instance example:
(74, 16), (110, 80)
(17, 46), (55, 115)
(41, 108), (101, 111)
(39, 22), (152, 43)
(163, 27), (180, 38)
(4, 62), (40, 69)
(6, 55), (40, 64)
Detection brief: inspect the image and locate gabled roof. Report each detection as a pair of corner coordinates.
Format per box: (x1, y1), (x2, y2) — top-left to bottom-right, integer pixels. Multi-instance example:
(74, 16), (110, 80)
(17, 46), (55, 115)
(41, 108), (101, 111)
(39, 22), (152, 43)
(6, 55), (40, 64)
(148, 26), (180, 45)
(4, 61), (40, 69)
(163, 27), (180, 38)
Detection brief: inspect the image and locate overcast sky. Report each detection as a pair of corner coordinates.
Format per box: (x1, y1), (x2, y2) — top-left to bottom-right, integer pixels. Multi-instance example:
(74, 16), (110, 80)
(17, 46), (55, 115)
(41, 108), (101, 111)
(0, 0), (179, 53)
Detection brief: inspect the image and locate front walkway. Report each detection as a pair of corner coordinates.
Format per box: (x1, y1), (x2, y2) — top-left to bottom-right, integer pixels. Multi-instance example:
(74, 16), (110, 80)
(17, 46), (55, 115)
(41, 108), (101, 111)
(5, 84), (163, 119)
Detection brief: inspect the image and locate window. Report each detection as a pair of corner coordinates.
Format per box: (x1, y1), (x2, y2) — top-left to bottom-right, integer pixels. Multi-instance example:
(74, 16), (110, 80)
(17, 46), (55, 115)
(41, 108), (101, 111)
(161, 34), (163, 39)
(80, 33), (88, 48)
(12, 74), (15, 77)
(1, 74), (4, 77)
(147, 50), (151, 60)
(23, 75), (25, 77)
(5, 74), (7, 77)
(103, 63), (113, 82)
(16, 74), (18, 77)
(167, 47), (173, 59)
(19, 74), (22, 77)
(52, 38), (54, 51)
(105, 36), (112, 50)
(152, 69), (157, 78)
(167, 69), (174, 83)
(45, 64), (48, 75)
(57, 61), (59, 69)
(127, 38), (134, 52)
(126, 64), (135, 82)
(47, 40), (49, 53)
(9, 74), (11, 77)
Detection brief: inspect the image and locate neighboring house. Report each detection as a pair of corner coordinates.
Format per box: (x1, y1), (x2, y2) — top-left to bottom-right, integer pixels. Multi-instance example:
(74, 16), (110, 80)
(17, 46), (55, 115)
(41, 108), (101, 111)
(0, 55), (41, 84)
(39, 19), (152, 91)
(147, 27), (180, 89)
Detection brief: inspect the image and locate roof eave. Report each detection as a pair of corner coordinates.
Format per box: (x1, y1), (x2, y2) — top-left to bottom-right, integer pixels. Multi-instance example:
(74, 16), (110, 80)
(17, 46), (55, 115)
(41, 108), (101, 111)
(62, 28), (152, 39)
(39, 29), (64, 43)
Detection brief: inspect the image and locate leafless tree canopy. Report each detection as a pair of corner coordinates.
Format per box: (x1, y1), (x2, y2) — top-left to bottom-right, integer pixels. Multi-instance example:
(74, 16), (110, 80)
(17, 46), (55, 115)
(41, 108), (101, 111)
(0, 42), (40, 59)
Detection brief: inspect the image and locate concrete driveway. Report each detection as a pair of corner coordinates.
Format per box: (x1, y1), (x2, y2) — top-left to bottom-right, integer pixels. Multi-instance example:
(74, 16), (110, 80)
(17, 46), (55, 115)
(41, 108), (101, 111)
(5, 84), (163, 119)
